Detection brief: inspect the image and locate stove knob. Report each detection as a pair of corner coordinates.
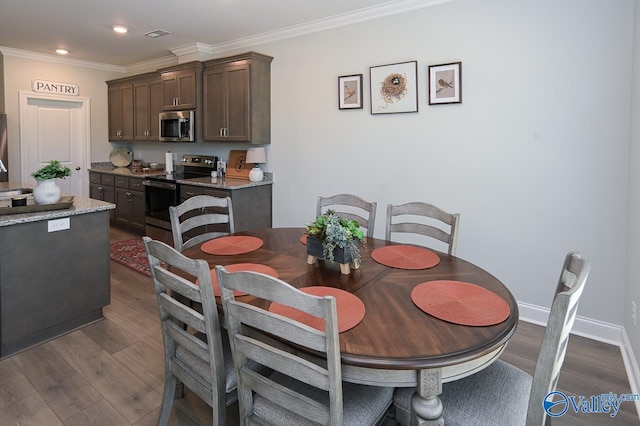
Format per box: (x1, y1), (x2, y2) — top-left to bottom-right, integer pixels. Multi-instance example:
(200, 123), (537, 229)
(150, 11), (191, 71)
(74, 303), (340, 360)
(204, 159), (212, 164)
(181, 158), (188, 162)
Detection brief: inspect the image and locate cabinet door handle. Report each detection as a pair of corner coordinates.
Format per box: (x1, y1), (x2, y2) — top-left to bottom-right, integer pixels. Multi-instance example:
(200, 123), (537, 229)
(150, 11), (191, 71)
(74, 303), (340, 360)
(224, 127), (228, 137)
(98, 186), (103, 193)
(219, 128), (223, 137)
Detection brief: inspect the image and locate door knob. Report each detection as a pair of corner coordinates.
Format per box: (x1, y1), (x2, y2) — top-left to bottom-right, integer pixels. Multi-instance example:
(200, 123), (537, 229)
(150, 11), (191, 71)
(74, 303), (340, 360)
(75, 166), (81, 170)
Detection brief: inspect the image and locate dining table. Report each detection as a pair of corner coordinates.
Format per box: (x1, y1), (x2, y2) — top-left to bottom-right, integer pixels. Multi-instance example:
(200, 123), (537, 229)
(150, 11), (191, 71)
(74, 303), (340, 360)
(182, 227), (519, 425)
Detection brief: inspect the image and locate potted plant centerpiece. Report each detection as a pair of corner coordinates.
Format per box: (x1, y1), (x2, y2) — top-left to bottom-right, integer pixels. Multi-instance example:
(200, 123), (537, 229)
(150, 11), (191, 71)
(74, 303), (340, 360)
(305, 209), (365, 275)
(31, 160), (71, 205)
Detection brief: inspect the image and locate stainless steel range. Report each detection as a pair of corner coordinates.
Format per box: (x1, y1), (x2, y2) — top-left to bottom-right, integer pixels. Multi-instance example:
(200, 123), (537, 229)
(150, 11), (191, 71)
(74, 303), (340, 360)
(143, 154), (218, 244)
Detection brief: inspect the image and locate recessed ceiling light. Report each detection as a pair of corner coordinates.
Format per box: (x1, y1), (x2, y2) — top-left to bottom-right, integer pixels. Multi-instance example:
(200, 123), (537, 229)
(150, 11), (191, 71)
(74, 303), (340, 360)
(56, 49), (69, 55)
(113, 25), (128, 34)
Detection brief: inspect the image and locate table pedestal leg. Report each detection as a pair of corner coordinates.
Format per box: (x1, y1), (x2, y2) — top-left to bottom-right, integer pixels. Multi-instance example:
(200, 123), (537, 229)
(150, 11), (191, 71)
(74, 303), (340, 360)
(412, 369), (444, 426)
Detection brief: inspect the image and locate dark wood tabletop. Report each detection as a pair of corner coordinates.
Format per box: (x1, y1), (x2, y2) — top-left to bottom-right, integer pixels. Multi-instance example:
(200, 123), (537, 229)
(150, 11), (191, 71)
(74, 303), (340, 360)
(182, 227), (519, 374)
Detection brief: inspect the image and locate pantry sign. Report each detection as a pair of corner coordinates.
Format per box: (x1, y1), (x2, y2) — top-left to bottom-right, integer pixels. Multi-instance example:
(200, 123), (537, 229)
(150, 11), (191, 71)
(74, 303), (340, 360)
(32, 79), (79, 96)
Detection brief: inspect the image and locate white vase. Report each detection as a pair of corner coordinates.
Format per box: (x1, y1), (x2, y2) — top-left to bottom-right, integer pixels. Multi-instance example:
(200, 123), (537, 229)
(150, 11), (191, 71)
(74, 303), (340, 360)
(33, 178), (61, 205)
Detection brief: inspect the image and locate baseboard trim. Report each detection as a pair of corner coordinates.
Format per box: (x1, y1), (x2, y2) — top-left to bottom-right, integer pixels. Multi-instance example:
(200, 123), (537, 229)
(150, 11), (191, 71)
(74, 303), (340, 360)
(518, 302), (640, 416)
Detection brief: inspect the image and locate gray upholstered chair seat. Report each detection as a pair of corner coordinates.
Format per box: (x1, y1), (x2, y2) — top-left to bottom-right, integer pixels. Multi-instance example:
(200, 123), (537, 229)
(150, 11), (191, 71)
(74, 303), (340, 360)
(254, 371), (393, 426)
(393, 360), (531, 426)
(175, 331), (236, 393)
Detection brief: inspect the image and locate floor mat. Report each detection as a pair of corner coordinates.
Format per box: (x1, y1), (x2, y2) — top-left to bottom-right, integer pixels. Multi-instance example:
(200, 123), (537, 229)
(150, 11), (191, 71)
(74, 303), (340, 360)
(110, 238), (151, 277)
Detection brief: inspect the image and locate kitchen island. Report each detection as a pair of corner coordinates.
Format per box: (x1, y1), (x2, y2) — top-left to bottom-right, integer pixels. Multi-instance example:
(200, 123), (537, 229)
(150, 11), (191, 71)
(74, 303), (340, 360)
(0, 182), (115, 358)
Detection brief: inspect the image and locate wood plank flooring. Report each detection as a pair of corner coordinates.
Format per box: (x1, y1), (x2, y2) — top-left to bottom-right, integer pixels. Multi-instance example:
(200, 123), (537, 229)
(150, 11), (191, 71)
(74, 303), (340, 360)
(0, 227), (637, 425)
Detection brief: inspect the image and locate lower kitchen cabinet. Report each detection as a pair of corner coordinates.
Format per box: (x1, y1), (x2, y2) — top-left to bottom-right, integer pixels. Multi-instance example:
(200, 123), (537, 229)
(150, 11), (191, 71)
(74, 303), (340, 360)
(180, 183), (272, 232)
(89, 173), (115, 219)
(113, 176), (146, 232)
(89, 171), (145, 233)
(0, 209), (111, 358)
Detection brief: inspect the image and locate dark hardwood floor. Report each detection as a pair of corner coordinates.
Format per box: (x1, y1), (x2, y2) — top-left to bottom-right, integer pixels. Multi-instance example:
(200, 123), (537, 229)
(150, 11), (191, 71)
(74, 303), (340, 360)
(0, 227), (636, 425)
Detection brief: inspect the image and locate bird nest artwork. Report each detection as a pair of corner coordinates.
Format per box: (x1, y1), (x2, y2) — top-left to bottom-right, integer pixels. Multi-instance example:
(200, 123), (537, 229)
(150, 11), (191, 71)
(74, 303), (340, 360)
(370, 61), (418, 114)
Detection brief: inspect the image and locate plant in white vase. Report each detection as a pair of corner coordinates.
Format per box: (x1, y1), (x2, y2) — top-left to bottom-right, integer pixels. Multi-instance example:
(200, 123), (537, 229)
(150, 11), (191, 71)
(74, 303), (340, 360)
(31, 160), (71, 205)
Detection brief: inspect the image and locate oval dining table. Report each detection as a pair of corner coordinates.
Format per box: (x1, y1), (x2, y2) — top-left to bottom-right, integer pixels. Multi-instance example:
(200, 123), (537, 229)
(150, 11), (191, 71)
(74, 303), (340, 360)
(182, 227), (519, 425)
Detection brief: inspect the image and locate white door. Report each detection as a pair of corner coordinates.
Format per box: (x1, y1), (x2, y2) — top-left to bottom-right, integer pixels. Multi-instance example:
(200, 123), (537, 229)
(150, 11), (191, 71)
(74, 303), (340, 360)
(19, 92), (90, 197)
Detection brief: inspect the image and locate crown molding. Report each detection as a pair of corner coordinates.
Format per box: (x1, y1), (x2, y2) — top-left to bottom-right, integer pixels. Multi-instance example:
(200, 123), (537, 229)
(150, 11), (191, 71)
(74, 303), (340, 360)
(0, 46), (125, 72)
(204, 0), (456, 55)
(2, 0), (456, 69)
(125, 55), (178, 74)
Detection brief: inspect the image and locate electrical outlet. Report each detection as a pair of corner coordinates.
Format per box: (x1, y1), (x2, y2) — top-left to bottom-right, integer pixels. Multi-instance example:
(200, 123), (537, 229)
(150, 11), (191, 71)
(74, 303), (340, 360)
(633, 301), (637, 327)
(48, 217), (70, 232)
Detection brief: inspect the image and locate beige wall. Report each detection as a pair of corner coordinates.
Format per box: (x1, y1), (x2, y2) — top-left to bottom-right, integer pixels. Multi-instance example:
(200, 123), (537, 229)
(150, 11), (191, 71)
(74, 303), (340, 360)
(1, 55), (124, 181)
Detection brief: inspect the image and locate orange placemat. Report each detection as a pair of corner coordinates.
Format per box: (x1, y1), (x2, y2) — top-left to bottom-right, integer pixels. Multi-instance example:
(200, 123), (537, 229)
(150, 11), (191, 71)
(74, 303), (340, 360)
(411, 280), (510, 326)
(197, 263), (279, 297)
(201, 236), (263, 255)
(371, 245), (440, 269)
(300, 234), (307, 245)
(269, 286), (365, 333)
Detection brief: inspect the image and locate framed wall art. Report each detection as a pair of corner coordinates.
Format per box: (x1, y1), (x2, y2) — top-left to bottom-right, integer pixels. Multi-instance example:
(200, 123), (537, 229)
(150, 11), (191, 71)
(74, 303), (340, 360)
(338, 74), (363, 110)
(428, 62), (462, 105)
(369, 60), (418, 114)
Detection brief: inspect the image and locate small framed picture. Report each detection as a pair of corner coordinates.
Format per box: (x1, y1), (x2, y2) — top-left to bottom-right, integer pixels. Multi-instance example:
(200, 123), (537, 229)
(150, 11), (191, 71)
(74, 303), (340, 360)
(428, 62), (462, 105)
(338, 74), (363, 110)
(370, 60), (418, 114)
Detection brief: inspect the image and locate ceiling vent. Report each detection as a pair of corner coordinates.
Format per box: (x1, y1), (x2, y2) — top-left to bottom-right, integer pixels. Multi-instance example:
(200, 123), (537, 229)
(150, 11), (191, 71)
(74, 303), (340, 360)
(144, 29), (171, 38)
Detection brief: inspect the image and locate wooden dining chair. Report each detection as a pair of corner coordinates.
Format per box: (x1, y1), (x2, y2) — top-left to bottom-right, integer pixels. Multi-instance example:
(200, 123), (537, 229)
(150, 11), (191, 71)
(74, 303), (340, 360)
(385, 201), (460, 255)
(393, 251), (591, 426)
(216, 266), (394, 426)
(143, 237), (238, 426)
(169, 195), (234, 252)
(317, 193), (377, 238)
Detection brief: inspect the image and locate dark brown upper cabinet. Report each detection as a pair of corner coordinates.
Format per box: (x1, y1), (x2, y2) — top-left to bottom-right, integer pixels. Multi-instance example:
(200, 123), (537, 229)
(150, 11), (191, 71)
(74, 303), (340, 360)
(203, 52), (272, 144)
(159, 61), (203, 111)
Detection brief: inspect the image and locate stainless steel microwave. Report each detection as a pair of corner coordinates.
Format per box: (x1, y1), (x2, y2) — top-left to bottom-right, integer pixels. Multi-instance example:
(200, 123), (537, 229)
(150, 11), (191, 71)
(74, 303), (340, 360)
(159, 110), (194, 142)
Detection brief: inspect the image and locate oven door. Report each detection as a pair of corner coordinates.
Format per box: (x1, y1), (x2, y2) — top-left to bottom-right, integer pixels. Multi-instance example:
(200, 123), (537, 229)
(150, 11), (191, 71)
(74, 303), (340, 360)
(143, 179), (179, 230)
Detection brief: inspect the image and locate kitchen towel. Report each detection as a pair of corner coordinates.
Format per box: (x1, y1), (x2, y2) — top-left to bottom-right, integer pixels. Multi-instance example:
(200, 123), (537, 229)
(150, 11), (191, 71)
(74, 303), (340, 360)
(165, 152), (173, 173)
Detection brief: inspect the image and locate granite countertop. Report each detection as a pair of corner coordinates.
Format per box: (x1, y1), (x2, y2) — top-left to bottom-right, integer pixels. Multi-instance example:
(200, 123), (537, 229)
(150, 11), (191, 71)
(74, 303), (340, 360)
(89, 162), (273, 189)
(178, 175), (273, 190)
(89, 162), (167, 177)
(0, 182), (114, 227)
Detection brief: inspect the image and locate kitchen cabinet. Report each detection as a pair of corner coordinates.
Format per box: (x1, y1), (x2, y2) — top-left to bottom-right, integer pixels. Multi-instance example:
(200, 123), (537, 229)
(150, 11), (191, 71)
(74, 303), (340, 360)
(133, 74), (163, 141)
(0, 205), (111, 358)
(180, 182), (272, 232)
(89, 172), (115, 218)
(159, 61), (202, 110)
(107, 81), (134, 141)
(203, 52), (272, 144)
(89, 171), (145, 233)
(113, 176), (146, 232)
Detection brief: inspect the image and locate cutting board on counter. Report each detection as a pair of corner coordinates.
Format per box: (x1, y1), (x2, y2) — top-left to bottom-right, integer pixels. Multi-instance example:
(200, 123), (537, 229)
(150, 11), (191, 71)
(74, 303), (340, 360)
(226, 150), (251, 179)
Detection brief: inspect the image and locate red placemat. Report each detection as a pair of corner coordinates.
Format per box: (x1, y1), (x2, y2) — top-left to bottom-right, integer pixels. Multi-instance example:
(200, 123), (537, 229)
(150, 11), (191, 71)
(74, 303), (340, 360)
(269, 286), (365, 333)
(371, 245), (440, 269)
(201, 236), (263, 255)
(411, 280), (510, 326)
(197, 263), (279, 297)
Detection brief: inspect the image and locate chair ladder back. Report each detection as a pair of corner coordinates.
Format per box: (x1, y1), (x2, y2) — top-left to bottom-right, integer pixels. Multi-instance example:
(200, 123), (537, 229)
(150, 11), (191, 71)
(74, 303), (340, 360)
(242, 367), (332, 424)
(216, 266), (344, 426)
(235, 334), (331, 390)
(226, 301), (329, 352)
(526, 252), (590, 426)
(170, 195), (235, 252)
(317, 194), (377, 239)
(385, 202), (460, 255)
